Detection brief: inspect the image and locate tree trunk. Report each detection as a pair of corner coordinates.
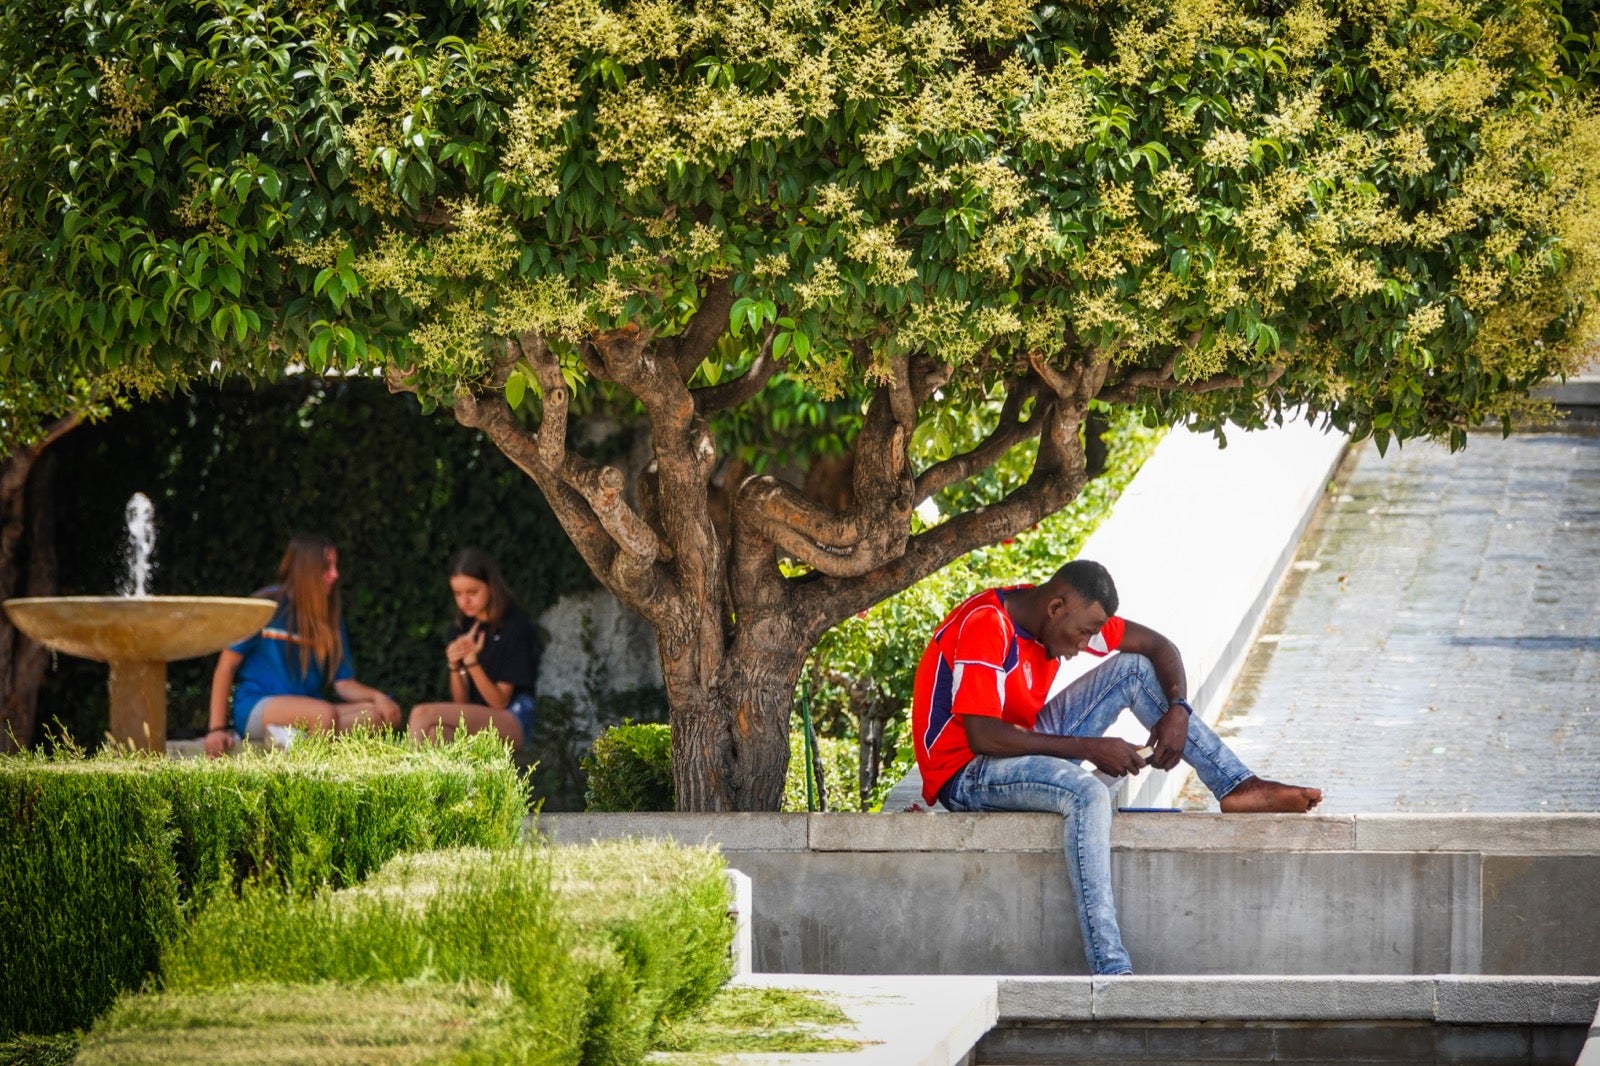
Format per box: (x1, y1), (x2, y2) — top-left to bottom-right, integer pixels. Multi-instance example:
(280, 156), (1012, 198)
(667, 610), (808, 812)
(0, 419), (73, 751)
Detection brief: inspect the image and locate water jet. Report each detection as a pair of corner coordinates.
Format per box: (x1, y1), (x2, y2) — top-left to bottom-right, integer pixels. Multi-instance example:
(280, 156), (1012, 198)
(2, 494), (274, 751)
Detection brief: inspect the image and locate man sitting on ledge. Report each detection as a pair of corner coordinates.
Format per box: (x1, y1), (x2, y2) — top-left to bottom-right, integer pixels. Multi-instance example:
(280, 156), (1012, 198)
(911, 559), (1321, 976)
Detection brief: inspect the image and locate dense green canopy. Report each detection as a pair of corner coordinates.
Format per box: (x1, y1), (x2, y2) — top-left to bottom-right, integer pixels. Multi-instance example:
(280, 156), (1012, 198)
(3, 0), (1597, 806)
(3, 0), (1597, 451)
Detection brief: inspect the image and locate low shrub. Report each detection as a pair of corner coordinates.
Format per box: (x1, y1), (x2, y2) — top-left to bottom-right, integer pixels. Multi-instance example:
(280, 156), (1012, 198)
(84, 840), (731, 1066)
(0, 732), (525, 1038)
(160, 848), (587, 1066)
(653, 985), (859, 1056)
(582, 722), (673, 812)
(582, 719), (872, 813)
(0, 1034), (77, 1066)
(548, 840), (731, 1064)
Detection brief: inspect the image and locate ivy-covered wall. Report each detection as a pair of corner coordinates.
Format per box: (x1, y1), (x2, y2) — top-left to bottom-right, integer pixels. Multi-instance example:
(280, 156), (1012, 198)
(35, 376), (650, 806)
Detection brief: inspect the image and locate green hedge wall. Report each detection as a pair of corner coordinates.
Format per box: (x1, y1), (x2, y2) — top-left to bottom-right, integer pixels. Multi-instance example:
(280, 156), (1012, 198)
(0, 733), (525, 1038)
(41, 375), (596, 745)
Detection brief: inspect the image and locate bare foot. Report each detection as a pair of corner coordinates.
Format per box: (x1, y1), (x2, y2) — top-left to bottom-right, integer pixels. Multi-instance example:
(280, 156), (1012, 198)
(1219, 776), (1322, 813)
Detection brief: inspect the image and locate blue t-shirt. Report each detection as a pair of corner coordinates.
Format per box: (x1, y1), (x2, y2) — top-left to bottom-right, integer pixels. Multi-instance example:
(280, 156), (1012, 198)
(229, 594), (354, 733)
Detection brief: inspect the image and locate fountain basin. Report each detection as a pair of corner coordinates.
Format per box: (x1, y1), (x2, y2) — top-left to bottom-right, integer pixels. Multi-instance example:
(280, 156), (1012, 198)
(3, 596), (276, 662)
(3, 596), (277, 751)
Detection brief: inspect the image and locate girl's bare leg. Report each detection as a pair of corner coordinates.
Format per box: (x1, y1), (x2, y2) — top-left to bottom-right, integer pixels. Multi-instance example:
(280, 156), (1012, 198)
(257, 695), (340, 734)
(334, 701), (400, 733)
(407, 702), (524, 747)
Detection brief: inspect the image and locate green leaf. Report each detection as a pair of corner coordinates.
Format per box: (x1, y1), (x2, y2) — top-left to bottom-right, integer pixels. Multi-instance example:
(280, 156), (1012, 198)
(729, 296), (755, 337)
(505, 370), (527, 409)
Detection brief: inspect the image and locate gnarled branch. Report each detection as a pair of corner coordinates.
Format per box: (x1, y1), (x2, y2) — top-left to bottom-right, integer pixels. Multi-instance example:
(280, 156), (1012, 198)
(693, 328), (783, 415)
(797, 443), (1094, 627)
(915, 375), (1044, 501)
(568, 463), (662, 566)
(519, 332), (569, 470)
(664, 275), (735, 380)
(1097, 363), (1286, 404)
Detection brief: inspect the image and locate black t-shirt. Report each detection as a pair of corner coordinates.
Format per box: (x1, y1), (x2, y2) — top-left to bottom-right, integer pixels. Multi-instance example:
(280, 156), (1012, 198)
(450, 606), (540, 705)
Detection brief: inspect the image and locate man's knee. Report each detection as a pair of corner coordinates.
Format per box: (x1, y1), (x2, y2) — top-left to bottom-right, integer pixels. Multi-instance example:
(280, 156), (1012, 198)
(1115, 652), (1157, 683)
(1037, 764), (1113, 817)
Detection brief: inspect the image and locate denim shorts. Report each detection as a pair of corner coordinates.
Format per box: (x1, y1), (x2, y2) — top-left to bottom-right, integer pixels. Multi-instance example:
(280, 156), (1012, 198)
(506, 692), (537, 746)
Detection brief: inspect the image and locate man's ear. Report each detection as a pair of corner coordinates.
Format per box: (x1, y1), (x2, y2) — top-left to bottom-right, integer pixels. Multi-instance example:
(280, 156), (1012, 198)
(1045, 594), (1067, 619)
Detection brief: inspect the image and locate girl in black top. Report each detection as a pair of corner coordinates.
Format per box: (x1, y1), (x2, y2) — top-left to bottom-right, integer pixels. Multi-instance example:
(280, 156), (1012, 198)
(407, 548), (540, 749)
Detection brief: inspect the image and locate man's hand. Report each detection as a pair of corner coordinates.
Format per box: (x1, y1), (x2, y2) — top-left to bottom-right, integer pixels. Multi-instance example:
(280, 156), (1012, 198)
(1081, 737), (1149, 778)
(1147, 704), (1190, 771)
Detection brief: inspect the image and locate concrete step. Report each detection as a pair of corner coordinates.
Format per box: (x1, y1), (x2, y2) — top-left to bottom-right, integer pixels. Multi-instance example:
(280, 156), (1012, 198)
(984, 975), (1600, 1066)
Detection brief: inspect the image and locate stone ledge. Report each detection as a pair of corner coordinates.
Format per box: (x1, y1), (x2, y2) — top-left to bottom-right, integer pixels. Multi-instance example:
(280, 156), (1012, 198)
(538, 812), (809, 851)
(1434, 976), (1600, 1025)
(809, 812), (1059, 852)
(1354, 813), (1600, 854)
(996, 976), (1600, 1025)
(997, 976), (1095, 1021)
(541, 811), (1600, 856)
(1090, 976), (1436, 1022)
(1109, 812), (1356, 851)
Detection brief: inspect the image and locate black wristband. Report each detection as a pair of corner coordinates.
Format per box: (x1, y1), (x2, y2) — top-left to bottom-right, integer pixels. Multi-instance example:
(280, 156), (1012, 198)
(206, 726), (229, 735)
(1169, 697), (1193, 715)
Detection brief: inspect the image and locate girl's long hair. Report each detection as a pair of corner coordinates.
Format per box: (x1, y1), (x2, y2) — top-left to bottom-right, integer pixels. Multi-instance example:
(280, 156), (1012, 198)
(449, 547), (516, 629)
(278, 533), (342, 679)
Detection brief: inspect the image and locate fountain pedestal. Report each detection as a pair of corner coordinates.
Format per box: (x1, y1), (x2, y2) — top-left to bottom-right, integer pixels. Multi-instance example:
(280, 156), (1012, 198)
(2, 596), (277, 752)
(109, 661), (169, 750)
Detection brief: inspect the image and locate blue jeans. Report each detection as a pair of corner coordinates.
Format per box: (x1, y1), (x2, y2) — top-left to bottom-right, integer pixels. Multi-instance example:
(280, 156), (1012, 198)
(941, 653), (1254, 975)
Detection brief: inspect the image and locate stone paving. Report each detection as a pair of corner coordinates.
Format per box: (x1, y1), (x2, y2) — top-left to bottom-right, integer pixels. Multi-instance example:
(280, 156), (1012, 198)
(1185, 427), (1600, 814)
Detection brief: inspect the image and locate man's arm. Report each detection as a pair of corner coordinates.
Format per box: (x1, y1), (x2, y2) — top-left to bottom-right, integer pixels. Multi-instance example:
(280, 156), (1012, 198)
(962, 715), (1149, 778)
(1118, 620), (1191, 770)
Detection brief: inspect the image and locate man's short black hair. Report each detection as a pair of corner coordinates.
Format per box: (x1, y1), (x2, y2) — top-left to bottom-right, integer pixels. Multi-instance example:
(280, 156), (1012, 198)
(1050, 559), (1119, 615)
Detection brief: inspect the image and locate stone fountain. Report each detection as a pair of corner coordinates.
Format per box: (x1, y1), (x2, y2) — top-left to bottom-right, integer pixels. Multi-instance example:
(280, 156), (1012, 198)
(1, 494), (275, 752)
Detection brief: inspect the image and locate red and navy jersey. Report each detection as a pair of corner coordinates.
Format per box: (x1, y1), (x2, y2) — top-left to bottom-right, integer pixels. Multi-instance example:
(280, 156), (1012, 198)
(910, 586), (1125, 804)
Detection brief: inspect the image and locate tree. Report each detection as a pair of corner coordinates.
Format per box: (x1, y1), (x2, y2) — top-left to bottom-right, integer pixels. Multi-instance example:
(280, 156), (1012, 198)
(3, 0), (1597, 808)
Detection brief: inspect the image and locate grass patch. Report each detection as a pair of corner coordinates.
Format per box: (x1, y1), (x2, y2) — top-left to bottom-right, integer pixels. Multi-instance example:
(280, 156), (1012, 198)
(0, 1033), (78, 1066)
(652, 986), (863, 1057)
(73, 982), (548, 1066)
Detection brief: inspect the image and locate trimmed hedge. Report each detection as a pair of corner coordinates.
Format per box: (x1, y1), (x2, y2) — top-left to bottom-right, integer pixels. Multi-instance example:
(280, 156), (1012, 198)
(548, 840), (731, 1064)
(583, 720), (864, 813)
(0, 733), (525, 1038)
(582, 722), (674, 812)
(77, 841), (732, 1066)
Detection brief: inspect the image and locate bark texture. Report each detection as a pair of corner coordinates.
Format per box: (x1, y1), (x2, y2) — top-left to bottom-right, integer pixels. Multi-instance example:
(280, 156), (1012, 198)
(0, 417), (75, 751)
